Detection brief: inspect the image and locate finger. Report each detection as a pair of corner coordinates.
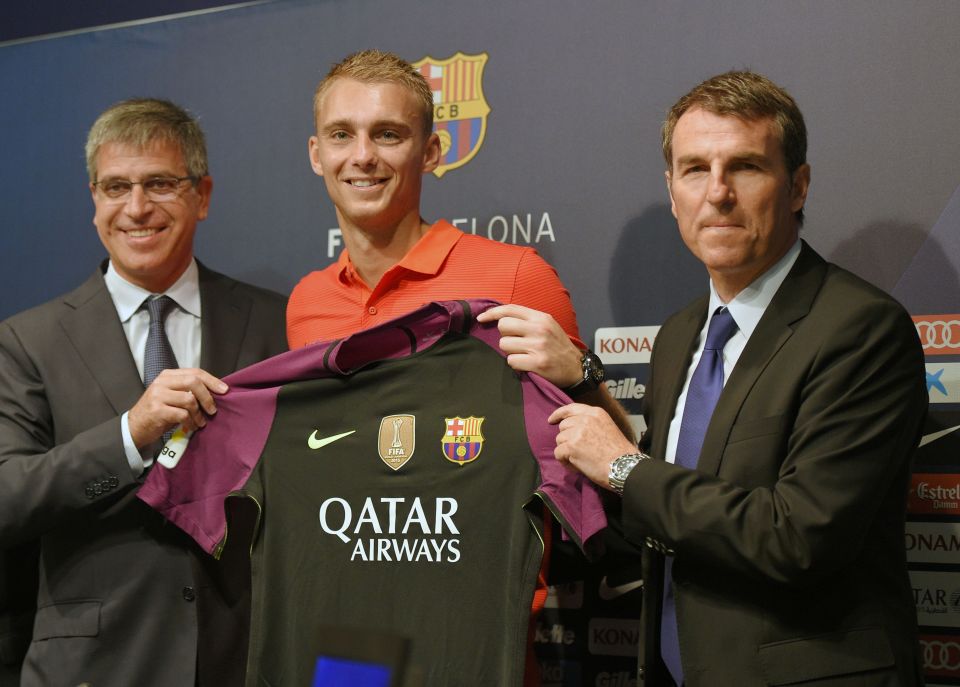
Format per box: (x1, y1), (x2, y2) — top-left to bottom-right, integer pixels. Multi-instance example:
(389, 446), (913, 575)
(548, 403), (582, 424)
(476, 303), (531, 323)
(182, 368), (228, 395)
(185, 378), (219, 416)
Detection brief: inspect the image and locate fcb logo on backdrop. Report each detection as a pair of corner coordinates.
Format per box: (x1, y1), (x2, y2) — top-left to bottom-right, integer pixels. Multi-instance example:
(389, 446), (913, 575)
(442, 416), (484, 465)
(378, 415), (416, 470)
(413, 52), (491, 178)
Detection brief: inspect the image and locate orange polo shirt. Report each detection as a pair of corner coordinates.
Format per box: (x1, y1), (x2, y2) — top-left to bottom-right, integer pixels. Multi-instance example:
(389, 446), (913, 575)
(287, 219), (583, 348)
(287, 219), (583, 685)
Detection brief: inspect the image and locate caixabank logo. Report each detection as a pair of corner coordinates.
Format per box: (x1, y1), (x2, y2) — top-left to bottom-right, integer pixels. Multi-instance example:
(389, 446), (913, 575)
(414, 52), (491, 177)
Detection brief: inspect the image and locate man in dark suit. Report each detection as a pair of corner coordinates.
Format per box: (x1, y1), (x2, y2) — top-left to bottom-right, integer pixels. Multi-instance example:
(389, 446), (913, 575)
(548, 72), (927, 685)
(0, 99), (286, 686)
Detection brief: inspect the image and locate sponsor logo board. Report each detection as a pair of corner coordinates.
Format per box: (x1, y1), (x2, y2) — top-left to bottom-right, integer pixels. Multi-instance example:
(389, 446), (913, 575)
(914, 315), (960, 356)
(544, 581), (585, 610)
(906, 521), (960, 564)
(587, 618), (640, 657)
(594, 326), (659, 365)
(921, 633), (960, 677)
(911, 571), (960, 628)
(909, 474), (960, 515)
(538, 659), (583, 687)
(927, 363), (960, 404)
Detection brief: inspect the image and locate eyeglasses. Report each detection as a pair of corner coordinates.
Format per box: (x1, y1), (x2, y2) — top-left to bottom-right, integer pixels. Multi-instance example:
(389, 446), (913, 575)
(93, 176), (198, 201)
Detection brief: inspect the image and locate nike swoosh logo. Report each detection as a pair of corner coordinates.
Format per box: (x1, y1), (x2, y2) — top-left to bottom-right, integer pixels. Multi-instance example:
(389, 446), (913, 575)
(920, 425), (960, 448)
(597, 576), (644, 601)
(307, 430), (356, 450)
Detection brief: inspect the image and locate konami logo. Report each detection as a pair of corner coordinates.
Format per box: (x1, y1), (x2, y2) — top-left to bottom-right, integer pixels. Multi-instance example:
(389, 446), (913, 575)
(594, 326), (660, 365)
(910, 474), (960, 516)
(906, 522), (960, 564)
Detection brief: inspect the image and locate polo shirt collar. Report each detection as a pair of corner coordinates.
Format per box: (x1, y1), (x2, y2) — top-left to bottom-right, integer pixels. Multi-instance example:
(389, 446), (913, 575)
(337, 220), (461, 284)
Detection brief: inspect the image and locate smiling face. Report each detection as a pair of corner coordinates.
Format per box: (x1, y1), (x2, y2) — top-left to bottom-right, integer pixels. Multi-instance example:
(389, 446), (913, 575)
(91, 139), (211, 293)
(308, 78), (440, 236)
(666, 107), (810, 301)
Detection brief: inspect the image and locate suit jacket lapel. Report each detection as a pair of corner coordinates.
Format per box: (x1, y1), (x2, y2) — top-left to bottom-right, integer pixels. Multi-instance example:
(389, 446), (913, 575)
(59, 267), (144, 415)
(697, 242), (829, 475)
(198, 263), (251, 378)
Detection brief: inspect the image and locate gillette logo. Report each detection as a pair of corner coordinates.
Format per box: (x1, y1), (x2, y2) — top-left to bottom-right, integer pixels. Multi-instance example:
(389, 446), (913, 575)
(605, 377), (646, 400)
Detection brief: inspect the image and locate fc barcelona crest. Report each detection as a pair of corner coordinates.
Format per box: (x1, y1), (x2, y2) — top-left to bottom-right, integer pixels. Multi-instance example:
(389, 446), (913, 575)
(413, 52), (491, 178)
(379, 415), (416, 471)
(442, 416), (485, 465)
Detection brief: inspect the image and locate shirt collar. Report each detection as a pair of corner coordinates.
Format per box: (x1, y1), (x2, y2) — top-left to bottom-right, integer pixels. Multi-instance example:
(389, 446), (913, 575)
(104, 258), (201, 322)
(708, 239), (801, 340)
(337, 220), (461, 284)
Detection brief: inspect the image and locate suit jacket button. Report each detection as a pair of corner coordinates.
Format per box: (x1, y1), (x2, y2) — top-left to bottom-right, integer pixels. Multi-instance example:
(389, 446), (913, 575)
(85, 486), (95, 499)
(182, 586), (196, 602)
(109, 475), (119, 488)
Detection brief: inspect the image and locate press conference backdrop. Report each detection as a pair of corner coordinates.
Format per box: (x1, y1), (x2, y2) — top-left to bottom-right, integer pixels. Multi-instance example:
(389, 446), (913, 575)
(2, 1), (959, 684)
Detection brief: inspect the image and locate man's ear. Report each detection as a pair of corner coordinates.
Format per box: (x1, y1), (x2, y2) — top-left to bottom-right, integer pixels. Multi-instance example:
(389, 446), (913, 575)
(308, 136), (324, 177)
(422, 132), (442, 174)
(195, 176), (213, 221)
(790, 163), (811, 214)
(665, 169), (678, 219)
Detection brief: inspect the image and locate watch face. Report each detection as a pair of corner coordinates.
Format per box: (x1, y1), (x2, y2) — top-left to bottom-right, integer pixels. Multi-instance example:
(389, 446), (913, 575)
(584, 351), (605, 384)
(613, 456), (639, 479)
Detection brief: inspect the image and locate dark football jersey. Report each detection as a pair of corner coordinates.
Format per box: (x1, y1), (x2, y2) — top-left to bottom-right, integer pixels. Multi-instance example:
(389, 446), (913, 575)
(139, 299), (606, 686)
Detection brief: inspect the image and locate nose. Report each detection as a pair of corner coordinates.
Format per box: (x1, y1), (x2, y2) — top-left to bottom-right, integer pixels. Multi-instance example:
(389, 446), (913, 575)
(706, 169), (734, 207)
(123, 183), (154, 217)
(351, 134), (378, 168)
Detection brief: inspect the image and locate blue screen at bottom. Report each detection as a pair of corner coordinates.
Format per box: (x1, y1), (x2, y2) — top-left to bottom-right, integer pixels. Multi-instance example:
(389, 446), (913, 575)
(312, 656), (392, 687)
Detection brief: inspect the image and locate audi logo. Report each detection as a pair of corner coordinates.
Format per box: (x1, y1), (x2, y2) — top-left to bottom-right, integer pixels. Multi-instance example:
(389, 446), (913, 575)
(915, 320), (960, 350)
(922, 638), (960, 672)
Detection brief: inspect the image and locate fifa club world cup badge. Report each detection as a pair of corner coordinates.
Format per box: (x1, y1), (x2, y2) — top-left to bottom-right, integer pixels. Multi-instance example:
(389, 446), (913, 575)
(379, 414), (416, 471)
(442, 416), (485, 465)
(413, 52), (491, 178)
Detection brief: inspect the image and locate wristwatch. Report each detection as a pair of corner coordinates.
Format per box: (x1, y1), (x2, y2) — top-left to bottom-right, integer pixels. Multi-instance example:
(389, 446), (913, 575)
(565, 348), (605, 398)
(608, 452), (651, 495)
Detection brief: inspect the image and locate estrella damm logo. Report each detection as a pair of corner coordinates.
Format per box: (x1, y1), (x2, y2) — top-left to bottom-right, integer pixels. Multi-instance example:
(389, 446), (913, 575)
(442, 416), (484, 465)
(413, 52), (491, 178)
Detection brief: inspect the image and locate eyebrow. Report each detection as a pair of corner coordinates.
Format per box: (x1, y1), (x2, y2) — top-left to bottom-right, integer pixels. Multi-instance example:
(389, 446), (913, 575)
(321, 118), (414, 134)
(674, 152), (768, 167)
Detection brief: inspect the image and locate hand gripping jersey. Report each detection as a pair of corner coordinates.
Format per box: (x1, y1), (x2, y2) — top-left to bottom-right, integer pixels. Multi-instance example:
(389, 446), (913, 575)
(139, 299), (606, 687)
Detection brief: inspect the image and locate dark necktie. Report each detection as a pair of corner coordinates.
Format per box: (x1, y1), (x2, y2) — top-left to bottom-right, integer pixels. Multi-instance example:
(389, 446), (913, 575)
(661, 306), (739, 685)
(143, 296), (180, 443)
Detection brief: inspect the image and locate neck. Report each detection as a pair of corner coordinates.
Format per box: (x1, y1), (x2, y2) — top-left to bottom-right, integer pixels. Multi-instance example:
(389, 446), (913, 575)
(339, 211), (430, 288)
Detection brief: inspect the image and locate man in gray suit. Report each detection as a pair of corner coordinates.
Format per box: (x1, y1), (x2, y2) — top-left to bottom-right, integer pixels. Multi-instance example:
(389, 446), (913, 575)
(546, 72), (926, 685)
(0, 99), (286, 686)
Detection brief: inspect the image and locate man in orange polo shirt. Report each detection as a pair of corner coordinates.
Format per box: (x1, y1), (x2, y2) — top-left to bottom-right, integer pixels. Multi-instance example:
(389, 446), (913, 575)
(286, 49), (631, 685)
(287, 49), (628, 426)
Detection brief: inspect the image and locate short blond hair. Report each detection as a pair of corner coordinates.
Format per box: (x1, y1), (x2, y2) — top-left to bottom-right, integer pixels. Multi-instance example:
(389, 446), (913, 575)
(313, 49), (434, 136)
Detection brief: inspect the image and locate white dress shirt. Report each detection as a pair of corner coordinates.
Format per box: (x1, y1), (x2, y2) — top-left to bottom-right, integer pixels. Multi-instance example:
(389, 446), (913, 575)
(664, 240), (801, 464)
(103, 259), (202, 474)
